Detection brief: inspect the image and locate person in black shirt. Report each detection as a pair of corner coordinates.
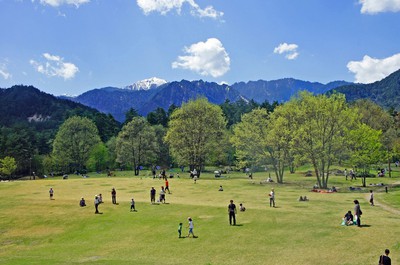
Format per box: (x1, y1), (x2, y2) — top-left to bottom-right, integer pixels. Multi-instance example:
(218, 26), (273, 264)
(378, 249), (391, 265)
(228, 200), (237, 225)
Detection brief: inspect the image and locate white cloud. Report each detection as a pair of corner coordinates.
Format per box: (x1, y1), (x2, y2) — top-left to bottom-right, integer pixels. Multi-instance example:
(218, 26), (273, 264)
(136, 0), (223, 19)
(0, 62), (12, 80)
(38, 0), (90, 7)
(359, 0), (400, 14)
(30, 53), (79, 80)
(172, 38), (230, 78)
(347, 53), (400, 83)
(273, 43), (299, 60)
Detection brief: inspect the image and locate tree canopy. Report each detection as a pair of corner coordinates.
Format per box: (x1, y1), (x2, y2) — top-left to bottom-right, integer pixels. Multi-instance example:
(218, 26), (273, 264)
(52, 116), (101, 173)
(165, 98), (226, 174)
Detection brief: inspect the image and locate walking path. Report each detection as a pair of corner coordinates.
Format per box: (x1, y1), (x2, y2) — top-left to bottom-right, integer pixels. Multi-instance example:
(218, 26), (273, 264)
(363, 181), (400, 215)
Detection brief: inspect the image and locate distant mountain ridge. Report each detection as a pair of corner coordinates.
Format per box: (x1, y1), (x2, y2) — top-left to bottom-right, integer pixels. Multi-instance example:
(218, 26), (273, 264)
(326, 68), (400, 110)
(231, 78), (351, 103)
(67, 78), (350, 122)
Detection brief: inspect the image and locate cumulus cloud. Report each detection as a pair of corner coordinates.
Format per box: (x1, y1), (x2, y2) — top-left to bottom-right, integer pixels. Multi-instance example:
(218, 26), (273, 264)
(136, 0), (223, 19)
(172, 38), (230, 78)
(273, 43), (299, 60)
(0, 62), (12, 80)
(347, 53), (400, 83)
(30, 53), (79, 80)
(359, 0), (400, 14)
(38, 0), (90, 7)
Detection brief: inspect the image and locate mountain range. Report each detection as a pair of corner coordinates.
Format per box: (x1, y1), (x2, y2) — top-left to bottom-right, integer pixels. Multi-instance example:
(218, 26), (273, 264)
(64, 77), (351, 122)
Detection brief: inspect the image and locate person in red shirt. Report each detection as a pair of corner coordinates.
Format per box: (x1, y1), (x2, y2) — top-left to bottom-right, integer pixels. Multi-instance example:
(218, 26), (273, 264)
(165, 179), (170, 194)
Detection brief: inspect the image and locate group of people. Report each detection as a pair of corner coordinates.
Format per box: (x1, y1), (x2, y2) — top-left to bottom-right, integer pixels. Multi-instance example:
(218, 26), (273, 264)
(344, 169), (357, 180)
(178, 217), (197, 238)
(150, 185), (169, 204)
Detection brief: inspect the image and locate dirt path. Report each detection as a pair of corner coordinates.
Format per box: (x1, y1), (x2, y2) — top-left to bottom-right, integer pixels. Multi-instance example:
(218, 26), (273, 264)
(363, 183), (400, 215)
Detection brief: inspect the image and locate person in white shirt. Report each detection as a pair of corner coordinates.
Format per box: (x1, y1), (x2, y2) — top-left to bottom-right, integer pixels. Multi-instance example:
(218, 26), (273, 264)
(269, 189), (275, 207)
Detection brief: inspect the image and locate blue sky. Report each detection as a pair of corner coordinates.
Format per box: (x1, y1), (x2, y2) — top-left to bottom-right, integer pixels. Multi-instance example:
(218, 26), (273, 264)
(1, 0), (400, 96)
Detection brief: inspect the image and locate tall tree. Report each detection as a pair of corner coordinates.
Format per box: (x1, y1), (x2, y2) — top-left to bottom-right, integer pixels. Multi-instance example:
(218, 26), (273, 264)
(291, 92), (358, 188)
(165, 98), (226, 175)
(231, 107), (294, 183)
(348, 124), (383, 186)
(86, 142), (109, 172)
(52, 116), (101, 173)
(147, 107), (168, 127)
(116, 117), (158, 175)
(124, 108), (139, 125)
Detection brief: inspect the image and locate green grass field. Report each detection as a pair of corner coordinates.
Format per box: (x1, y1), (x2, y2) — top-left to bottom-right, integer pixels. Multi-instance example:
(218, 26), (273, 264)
(0, 168), (399, 265)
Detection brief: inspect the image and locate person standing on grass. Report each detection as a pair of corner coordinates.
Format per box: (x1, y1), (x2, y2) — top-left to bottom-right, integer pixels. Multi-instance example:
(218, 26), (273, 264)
(378, 249), (391, 265)
(111, 188), (117, 204)
(187, 217), (197, 238)
(159, 186), (166, 203)
(130, 198), (136, 212)
(369, 190), (374, 206)
(353, 199), (362, 227)
(150, 187), (156, 204)
(49, 187), (54, 200)
(269, 188), (275, 207)
(228, 200), (237, 225)
(178, 222), (183, 238)
(94, 195), (100, 214)
(165, 179), (170, 194)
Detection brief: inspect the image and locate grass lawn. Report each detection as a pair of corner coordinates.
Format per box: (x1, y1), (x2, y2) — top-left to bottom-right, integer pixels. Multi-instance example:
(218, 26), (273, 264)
(0, 168), (399, 265)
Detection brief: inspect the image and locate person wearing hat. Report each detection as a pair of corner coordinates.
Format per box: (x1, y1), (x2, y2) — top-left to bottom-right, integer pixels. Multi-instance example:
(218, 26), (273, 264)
(269, 189), (275, 207)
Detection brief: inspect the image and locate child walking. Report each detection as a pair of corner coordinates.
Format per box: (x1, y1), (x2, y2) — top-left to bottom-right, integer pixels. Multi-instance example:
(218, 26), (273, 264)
(130, 198), (136, 212)
(178, 222), (182, 238)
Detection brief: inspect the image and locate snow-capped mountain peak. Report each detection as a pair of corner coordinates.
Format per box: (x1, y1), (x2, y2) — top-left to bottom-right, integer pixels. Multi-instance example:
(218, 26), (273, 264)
(124, 77), (167, 91)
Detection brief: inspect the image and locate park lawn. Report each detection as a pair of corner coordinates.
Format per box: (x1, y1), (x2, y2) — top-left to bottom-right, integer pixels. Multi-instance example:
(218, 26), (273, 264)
(0, 170), (399, 265)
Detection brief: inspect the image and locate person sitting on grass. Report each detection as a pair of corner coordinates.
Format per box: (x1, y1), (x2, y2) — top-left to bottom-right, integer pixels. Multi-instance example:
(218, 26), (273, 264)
(343, 211), (354, 226)
(79, 197), (86, 207)
(239, 203), (246, 212)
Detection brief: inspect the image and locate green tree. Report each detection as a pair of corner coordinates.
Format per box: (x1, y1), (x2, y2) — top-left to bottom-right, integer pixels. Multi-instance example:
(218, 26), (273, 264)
(231, 108), (270, 171)
(291, 92), (358, 188)
(124, 108), (139, 125)
(52, 116), (101, 173)
(0, 156), (17, 180)
(231, 107), (294, 183)
(153, 125), (171, 167)
(348, 124), (382, 186)
(116, 117), (158, 175)
(86, 142), (109, 172)
(147, 107), (168, 127)
(165, 98), (227, 175)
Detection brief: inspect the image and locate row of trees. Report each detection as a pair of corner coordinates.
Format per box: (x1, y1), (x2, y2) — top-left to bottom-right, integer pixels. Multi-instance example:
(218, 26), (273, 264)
(3, 93), (400, 188)
(232, 92), (399, 187)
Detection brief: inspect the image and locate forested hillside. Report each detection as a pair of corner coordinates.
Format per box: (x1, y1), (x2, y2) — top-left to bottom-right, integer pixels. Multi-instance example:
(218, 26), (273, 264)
(328, 69), (400, 110)
(0, 85), (120, 175)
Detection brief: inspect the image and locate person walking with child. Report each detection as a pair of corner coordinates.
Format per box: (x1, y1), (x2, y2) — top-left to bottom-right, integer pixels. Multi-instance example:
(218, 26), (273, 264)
(187, 217), (197, 238)
(353, 199), (362, 227)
